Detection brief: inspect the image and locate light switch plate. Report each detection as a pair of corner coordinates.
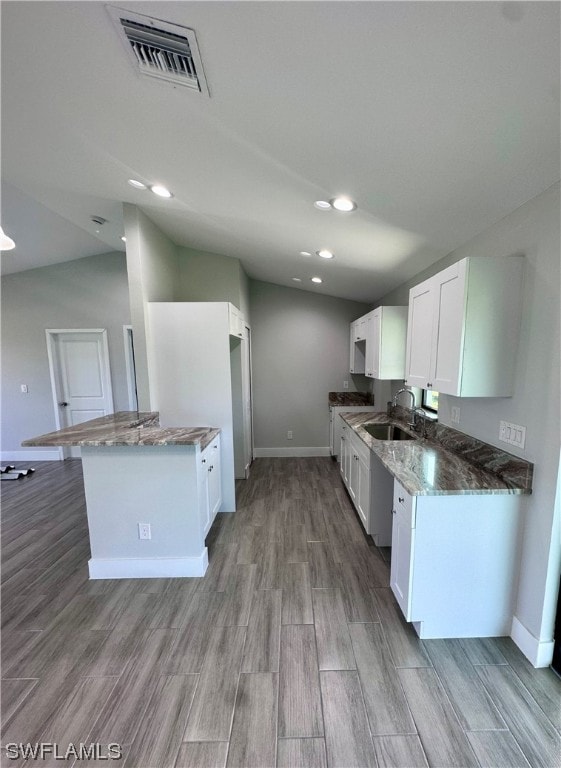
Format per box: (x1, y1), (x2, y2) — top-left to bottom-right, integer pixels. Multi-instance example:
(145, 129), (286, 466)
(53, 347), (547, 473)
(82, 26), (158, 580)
(499, 420), (526, 449)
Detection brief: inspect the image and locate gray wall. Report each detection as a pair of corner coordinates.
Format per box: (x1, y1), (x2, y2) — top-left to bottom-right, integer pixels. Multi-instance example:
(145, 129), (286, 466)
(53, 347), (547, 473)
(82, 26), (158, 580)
(1, 252), (131, 457)
(377, 182), (561, 657)
(176, 246), (250, 321)
(250, 280), (371, 453)
(124, 205), (179, 410)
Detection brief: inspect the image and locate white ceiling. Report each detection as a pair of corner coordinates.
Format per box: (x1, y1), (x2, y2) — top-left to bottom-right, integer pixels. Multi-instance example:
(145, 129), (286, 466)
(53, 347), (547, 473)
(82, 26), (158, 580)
(1, 1), (559, 302)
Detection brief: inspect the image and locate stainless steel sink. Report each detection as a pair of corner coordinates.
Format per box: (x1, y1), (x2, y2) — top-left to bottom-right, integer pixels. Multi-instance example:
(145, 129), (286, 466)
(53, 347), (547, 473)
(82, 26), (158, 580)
(363, 423), (415, 441)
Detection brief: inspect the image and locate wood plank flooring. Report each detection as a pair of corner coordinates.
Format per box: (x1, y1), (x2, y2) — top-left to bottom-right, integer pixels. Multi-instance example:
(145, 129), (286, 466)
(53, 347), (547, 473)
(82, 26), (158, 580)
(2, 457), (560, 767)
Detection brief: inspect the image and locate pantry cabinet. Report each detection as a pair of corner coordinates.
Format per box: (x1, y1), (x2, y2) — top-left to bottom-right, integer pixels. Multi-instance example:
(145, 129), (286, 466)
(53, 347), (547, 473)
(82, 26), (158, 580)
(404, 256), (524, 396)
(365, 306), (408, 379)
(146, 301), (252, 512)
(389, 479), (524, 638)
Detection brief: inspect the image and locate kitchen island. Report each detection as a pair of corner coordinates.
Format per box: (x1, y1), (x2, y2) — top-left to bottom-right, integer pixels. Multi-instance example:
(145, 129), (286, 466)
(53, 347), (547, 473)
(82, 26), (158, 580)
(22, 412), (222, 578)
(338, 409), (533, 639)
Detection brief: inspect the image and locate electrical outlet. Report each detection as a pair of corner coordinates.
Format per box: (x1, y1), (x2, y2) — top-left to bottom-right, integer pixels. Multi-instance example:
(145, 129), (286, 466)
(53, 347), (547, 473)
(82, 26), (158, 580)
(450, 406), (460, 424)
(499, 420), (526, 449)
(343, 380), (349, 390)
(20, 384), (28, 394)
(287, 430), (293, 440)
(138, 522), (151, 540)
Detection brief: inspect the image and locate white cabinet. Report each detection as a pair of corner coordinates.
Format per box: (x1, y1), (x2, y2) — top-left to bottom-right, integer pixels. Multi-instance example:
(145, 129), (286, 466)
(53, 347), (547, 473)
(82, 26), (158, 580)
(390, 481), (415, 618)
(365, 306), (408, 380)
(330, 405), (376, 458)
(389, 480), (524, 638)
(198, 435), (222, 536)
(340, 421), (351, 485)
(338, 415), (394, 542)
(228, 304), (245, 339)
(404, 256), (524, 396)
(146, 301), (253, 512)
(349, 319), (366, 374)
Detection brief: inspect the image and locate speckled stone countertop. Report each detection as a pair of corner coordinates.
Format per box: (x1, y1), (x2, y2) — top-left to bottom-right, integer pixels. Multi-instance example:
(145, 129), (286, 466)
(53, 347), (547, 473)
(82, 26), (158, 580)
(341, 411), (533, 496)
(22, 412), (220, 451)
(329, 391), (374, 406)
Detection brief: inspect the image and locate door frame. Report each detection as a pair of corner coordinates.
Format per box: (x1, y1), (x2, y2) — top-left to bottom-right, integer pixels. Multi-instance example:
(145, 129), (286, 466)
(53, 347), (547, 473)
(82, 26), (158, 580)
(123, 325), (138, 412)
(45, 328), (113, 459)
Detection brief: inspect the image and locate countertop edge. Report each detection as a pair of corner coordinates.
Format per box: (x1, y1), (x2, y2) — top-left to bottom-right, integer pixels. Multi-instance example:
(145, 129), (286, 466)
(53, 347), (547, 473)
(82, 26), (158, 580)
(21, 412), (221, 448)
(340, 411), (532, 497)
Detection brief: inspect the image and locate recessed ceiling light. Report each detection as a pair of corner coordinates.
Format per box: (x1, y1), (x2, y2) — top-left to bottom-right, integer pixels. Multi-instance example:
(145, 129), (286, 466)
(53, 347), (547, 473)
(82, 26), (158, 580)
(150, 184), (174, 198)
(314, 200), (331, 210)
(0, 225), (15, 251)
(317, 249), (334, 259)
(311, 276), (323, 284)
(330, 196), (357, 212)
(299, 251), (312, 257)
(121, 236), (127, 242)
(128, 179), (147, 189)
(292, 277), (302, 282)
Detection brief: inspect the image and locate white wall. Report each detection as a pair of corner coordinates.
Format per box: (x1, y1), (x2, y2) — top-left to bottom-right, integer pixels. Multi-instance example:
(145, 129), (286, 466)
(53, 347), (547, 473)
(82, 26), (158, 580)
(250, 280), (371, 454)
(1, 252), (131, 459)
(378, 183), (561, 664)
(123, 204), (179, 410)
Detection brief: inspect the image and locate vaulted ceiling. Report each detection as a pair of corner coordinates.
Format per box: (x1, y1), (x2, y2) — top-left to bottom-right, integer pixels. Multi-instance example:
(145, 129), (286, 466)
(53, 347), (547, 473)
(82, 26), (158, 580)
(2, 1), (559, 302)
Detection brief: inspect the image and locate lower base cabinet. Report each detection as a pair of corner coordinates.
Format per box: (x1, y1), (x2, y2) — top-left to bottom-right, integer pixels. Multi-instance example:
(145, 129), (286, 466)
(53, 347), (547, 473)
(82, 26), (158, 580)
(198, 435), (222, 537)
(390, 480), (524, 639)
(339, 416), (393, 543)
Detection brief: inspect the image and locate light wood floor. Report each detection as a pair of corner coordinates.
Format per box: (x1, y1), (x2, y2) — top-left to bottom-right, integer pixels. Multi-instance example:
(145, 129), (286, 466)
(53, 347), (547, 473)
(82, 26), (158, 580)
(1, 457), (560, 768)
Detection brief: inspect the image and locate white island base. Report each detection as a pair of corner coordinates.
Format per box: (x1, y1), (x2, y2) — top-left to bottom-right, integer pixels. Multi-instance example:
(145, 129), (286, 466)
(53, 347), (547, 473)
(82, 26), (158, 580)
(82, 441), (221, 579)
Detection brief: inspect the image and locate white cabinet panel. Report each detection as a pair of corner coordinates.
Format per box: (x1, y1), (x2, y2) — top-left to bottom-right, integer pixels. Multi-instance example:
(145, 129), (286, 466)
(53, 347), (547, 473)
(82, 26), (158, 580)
(405, 256), (524, 397)
(390, 482), (416, 620)
(389, 480), (524, 638)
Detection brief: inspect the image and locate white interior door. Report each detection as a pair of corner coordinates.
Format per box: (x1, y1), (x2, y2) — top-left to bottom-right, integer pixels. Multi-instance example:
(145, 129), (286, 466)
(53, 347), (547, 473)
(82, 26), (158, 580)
(47, 329), (114, 458)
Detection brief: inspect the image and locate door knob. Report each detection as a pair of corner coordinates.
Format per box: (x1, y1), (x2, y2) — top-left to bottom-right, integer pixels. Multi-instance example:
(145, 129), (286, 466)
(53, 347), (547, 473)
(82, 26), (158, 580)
(58, 402), (68, 407)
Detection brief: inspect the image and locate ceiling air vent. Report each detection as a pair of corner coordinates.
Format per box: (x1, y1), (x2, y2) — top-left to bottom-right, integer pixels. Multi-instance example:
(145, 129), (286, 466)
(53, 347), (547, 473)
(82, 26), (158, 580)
(107, 6), (209, 94)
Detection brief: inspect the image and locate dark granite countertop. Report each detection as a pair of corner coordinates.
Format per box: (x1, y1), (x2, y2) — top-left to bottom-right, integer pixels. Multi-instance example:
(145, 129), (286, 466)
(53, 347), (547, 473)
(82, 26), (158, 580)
(329, 391), (374, 406)
(341, 411), (533, 496)
(22, 412), (220, 451)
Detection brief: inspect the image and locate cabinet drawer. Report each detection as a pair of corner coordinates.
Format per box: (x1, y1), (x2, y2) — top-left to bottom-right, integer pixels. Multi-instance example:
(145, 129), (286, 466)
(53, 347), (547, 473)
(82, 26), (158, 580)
(393, 481), (415, 527)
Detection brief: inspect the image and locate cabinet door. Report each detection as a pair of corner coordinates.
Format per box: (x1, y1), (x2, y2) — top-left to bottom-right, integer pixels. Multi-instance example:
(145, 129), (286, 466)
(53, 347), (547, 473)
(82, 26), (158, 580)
(229, 305), (244, 339)
(431, 261), (466, 396)
(356, 452), (370, 530)
(349, 449), (359, 503)
(340, 423), (349, 483)
(367, 309), (381, 378)
(390, 483), (416, 620)
(198, 453), (211, 535)
(405, 279), (435, 389)
(208, 440), (222, 520)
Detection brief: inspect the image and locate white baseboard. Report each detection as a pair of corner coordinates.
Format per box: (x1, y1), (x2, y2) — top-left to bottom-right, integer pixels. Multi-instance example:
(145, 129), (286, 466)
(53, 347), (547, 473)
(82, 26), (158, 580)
(1, 449), (62, 462)
(88, 551), (208, 579)
(253, 446), (331, 458)
(511, 615), (554, 668)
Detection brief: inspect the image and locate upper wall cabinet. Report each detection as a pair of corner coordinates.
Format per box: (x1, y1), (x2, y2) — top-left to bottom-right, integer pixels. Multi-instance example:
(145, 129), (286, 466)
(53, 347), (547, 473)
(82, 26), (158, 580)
(350, 307), (407, 379)
(365, 306), (408, 380)
(404, 256), (524, 397)
(349, 318), (366, 373)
